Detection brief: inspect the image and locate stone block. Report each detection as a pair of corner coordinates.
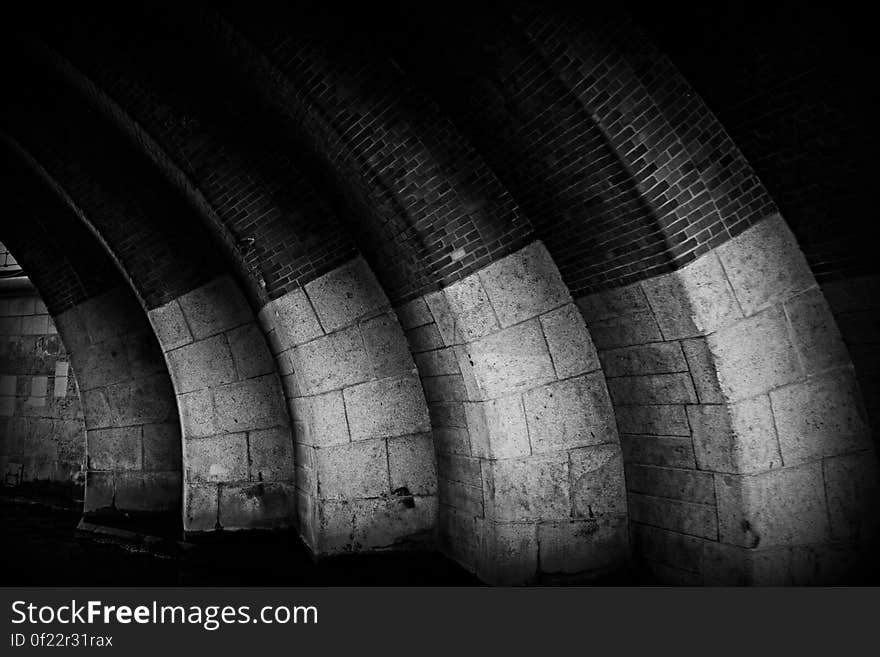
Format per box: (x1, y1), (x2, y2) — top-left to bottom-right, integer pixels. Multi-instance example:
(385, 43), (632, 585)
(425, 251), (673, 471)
(80, 389), (112, 430)
(464, 320), (555, 399)
(405, 322), (445, 353)
(421, 374), (468, 402)
(185, 482), (218, 531)
(428, 401), (467, 429)
(576, 283), (650, 323)
(681, 338), (724, 403)
(626, 492), (718, 540)
(115, 471), (181, 512)
(438, 477), (484, 516)
(178, 277), (252, 340)
(74, 341), (131, 391)
(599, 342), (687, 377)
(540, 303), (600, 378)
(258, 287), (323, 351)
(770, 368), (870, 465)
(432, 427), (472, 455)
(289, 391), (349, 447)
(823, 451), (880, 541)
(249, 426), (296, 482)
(167, 334), (236, 394)
(607, 373), (697, 405)
(464, 395), (530, 459)
(289, 326), (372, 395)
(106, 374), (176, 426)
(784, 287), (850, 374)
(388, 433), (437, 495)
(615, 404), (690, 436)
(0, 375), (16, 396)
(488, 453), (570, 522)
(305, 258), (388, 333)
(715, 463), (830, 547)
(80, 289), (143, 343)
(538, 516), (629, 574)
(688, 397), (782, 474)
(479, 521), (539, 584)
(315, 439), (389, 499)
(569, 444), (627, 517)
(213, 374), (288, 432)
(351, 495), (436, 549)
(226, 323), (274, 379)
(148, 300), (193, 351)
(442, 276), (499, 342)
(413, 347), (460, 377)
(717, 214), (815, 316)
(587, 311), (663, 349)
(619, 434), (696, 469)
(360, 313), (413, 378)
(395, 297), (433, 330)
(523, 373), (617, 453)
(479, 241), (571, 327)
(178, 388), (215, 438)
(219, 482), (296, 530)
(436, 451), (482, 488)
(423, 291), (458, 346)
(315, 500), (354, 552)
(21, 314), (49, 335)
(625, 463), (715, 504)
(142, 422), (181, 471)
(707, 305), (802, 400)
(631, 523), (704, 574)
(126, 332), (166, 378)
(88, 426), (141, 471)
(185, 433), (248, 482)
(343, 373), (430, 440)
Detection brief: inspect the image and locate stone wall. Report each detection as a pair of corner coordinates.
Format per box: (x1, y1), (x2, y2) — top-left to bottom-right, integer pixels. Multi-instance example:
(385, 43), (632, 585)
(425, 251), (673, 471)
(0, 289), (85, 497)
(397, 241), (628, 584)
(258, 258), (435, 555)
(578, 214), (879, 584)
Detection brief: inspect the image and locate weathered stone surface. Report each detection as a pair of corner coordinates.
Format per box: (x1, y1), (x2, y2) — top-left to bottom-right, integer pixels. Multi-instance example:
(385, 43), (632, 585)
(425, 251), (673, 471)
(219, 482), (296, 529)
(360, 313), (413, 378)
(74, 341), (131, 391)
(226, 323), (274, 380)
(395, 297), (433, 330)
(435, 451), (482, 487)
(488, 453), (569, 522)
(770, 369), (870, 465)
(80, 289), (143, 344)
(607, 373), (697, 406)
(185, 482), (218, 531)
(524, 373), (617, 453)
(717, 214), (815, 316)
(305, 258), (388, 333)
(290, 391), (349, 447)
(167, 334), (236, 394)
(142, 422), (181, 471)
(388, 433), (437, 495)
(432, 427), (472, 455)
(424, 291), (458, 347)
(185, 433), (248, 482)
(599, 342), (687, 377)
(615, 404), (690, 436)
(258, 288), (323, 351)
(178, 277), (252, 340)
(715, 463), (830, 547)
(464, 394), (530, 459)
(316, 439), (389, 499)
(587, 311), (663, 349)
(351, 495), (436, 549)
(249, 426), (295, 482)
(784, 287), (850, 374)
(627, 493), (718, 540)
(315, 500), (354, 552)
(625, 463), (715, 504)
(464, 320), (555, 399)
(708, 305), (802, 400)
(823, 451), (880, 541)
(115, 471), (181, 512)
(539, 516), (629, 574)
(289, 326), (371, 395)
(442, 276), (499, 341)
(438, 477), (484, 516)
(540, 303), (600, 378)
(343, 373), (430, 440)
(83, 471), (114, 512)
(479, 242), (571, 327)
(105, 375), (177, 427)
(178, 388), (215, 438)
(421, 374), (468, 402)
(88, 426), (141, 471)
(632, 523), (705, 574)
(569, 444), (627, 517)
(405, 322), (444, 353)
(688, 397), (782, 474)
(620, 434), (696, 469)
(576, 284), (651, 323)
(413, 347), (460, 377)
(681, 338), (725, 403)
(479, 522), (539, 584)
(213, 374), (288, 432)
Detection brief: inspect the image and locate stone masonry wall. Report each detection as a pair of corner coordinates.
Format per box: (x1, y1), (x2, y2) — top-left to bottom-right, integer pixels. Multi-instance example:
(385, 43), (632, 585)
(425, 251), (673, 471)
(578, 214), (879, 584)
(396, 241), (629, 584)
(0, 290), (85, 496)
(148, 275), (295, 533)
(54, 287), (181, 517)
(258, 258), (435, 555)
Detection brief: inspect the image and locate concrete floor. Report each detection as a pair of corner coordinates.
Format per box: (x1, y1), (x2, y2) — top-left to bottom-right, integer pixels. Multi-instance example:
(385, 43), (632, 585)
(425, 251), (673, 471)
(0, 498), (482, 586)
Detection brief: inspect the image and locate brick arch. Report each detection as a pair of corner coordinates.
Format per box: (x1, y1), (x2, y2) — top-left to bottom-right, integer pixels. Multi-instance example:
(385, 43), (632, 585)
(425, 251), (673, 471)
(1, 160), (181, 527)
(0, 64), (294, 534)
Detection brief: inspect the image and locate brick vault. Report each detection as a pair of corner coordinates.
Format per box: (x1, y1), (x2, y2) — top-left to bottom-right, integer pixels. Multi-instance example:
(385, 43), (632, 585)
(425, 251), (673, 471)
(0, 3), (877, 585)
